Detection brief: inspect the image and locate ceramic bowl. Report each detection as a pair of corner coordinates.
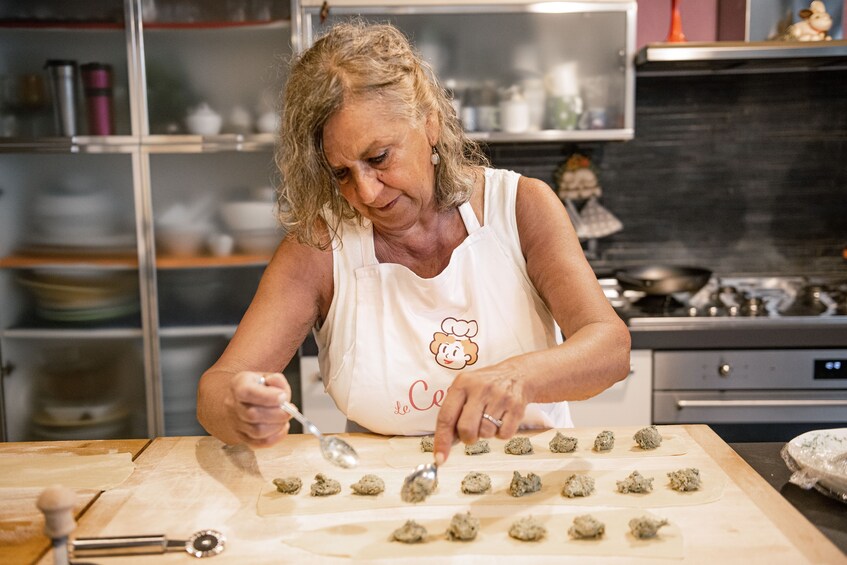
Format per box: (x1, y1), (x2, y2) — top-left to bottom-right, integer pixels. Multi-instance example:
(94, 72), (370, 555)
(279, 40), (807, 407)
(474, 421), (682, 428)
(33, 190), (117, 238)
(256, 111), (279, 133)
(219, 201), (278, 232)
(155, 225), (210, 256)
(232, 227), (284, 255)
(185, 112), (223, 136)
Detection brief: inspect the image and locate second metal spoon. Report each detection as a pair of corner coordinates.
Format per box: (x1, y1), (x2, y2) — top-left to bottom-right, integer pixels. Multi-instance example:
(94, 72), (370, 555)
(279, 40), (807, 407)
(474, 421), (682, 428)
(279, 401), (359, 469)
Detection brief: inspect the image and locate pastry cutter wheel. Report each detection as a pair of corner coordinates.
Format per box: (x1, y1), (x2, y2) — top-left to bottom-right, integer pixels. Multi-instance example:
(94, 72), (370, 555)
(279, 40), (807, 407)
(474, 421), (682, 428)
(70, 529), (225, 559)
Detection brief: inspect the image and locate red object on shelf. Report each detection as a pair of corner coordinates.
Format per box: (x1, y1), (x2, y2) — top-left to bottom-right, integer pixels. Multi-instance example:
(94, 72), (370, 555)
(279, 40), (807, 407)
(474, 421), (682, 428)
(666, 0), (687, 43)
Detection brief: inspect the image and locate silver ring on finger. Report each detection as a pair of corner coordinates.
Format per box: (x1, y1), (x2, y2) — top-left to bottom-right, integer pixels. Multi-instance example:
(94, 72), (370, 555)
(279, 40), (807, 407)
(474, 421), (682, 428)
(257, 375), (266, 387)
(481, 412), (503, 428)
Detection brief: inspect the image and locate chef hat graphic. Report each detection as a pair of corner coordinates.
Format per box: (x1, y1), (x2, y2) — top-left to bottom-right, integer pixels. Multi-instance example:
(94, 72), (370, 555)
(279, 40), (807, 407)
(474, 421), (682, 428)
(441, 317), (478, 338)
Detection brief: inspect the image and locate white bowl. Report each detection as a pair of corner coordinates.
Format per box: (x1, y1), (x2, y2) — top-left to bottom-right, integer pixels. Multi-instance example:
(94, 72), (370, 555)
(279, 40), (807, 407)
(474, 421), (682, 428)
(33, 190), (117, 238)
(232, 228), (284, 255)
(185, 113), (223, 136)
(155, 225), (210, 257)
(256, 111), (279, 133)
(220, 201), (278, 232)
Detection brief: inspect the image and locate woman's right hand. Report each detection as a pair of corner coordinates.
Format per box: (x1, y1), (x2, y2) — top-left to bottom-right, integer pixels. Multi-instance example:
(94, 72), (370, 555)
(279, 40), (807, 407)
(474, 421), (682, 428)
(224, 371), (293, 447)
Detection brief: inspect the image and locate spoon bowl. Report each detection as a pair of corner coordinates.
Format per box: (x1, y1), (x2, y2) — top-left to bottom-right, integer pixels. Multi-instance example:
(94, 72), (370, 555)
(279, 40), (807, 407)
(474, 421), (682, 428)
(401, 462), (438, 502)
(279, 401), (358, 468)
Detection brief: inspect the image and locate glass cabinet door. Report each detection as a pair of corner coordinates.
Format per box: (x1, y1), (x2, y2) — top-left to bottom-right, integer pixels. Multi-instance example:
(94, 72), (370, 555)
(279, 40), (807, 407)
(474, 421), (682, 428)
(296, 0), (636, 142)
(0, 151), (147, 441)
(137, 1), (294, 436)
(139, 1), (291, 137)
(0, 0), (133, 139)
(146, 148), (289, 436)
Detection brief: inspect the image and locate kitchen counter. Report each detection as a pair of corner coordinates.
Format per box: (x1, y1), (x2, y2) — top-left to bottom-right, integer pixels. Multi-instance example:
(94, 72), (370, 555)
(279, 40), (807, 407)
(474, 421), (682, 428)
(0, 439), (151, 565)
(3, 430), (844, 564)
(15, 425), (843, 564)
(730, 442), (847, 555)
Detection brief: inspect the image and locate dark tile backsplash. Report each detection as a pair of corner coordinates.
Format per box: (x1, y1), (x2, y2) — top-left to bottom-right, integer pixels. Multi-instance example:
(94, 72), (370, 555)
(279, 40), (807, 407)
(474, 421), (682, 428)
(488, 70), (847, 277)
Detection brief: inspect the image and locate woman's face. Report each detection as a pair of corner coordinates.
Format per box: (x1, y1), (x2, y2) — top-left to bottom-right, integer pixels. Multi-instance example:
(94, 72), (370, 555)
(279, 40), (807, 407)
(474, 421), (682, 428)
(322, 96), (437, 233)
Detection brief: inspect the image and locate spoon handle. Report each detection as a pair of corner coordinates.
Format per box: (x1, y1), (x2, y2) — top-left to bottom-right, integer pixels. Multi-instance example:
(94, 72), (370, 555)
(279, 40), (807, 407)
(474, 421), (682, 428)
(280, 401), (323, 439)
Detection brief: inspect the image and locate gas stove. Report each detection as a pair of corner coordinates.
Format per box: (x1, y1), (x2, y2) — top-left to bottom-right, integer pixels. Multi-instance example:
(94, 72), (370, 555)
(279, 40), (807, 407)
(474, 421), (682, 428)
(607, 275), (847, 329)
(609, 275), (847, 443)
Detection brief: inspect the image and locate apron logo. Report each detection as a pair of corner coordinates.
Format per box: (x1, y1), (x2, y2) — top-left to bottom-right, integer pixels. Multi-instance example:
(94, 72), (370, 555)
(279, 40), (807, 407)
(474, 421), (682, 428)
(429, 317), (479, 371)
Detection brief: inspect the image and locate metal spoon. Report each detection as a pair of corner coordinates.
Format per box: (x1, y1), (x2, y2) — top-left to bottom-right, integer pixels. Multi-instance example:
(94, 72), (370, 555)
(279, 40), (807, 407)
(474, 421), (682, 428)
(401, 461), (438, 502)
(279, 401), (358, 468)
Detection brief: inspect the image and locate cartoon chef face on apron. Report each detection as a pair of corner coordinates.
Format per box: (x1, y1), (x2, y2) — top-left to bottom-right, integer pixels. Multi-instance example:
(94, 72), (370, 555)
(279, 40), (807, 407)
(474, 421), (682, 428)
(430, 317), (479, 370)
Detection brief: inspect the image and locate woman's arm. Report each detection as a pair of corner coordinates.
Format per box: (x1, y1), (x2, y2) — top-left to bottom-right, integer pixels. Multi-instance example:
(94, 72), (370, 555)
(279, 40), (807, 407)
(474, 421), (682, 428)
(197, 232), (333, 447)
(434, 176), (630, 461)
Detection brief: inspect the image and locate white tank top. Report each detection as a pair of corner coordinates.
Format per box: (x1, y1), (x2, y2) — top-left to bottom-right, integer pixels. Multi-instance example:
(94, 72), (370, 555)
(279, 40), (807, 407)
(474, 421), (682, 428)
(314, 168), (572, 435)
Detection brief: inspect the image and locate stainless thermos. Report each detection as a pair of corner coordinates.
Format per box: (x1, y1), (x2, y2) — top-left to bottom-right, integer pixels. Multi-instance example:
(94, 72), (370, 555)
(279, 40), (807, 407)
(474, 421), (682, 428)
(44, 59), (79, 136)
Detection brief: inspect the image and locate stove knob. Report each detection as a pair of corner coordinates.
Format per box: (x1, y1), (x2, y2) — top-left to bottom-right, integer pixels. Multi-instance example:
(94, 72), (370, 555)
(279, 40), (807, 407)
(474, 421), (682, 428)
(718, 363), (732, 377)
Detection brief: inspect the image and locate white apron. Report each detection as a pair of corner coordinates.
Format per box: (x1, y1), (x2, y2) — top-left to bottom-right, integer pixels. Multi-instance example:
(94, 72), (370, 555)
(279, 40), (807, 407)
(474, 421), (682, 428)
(316, 168), (572, 435)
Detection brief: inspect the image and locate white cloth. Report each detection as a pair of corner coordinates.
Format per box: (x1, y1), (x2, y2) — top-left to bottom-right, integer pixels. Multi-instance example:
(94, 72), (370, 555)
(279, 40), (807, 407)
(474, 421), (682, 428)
(314, 168), (573, 435)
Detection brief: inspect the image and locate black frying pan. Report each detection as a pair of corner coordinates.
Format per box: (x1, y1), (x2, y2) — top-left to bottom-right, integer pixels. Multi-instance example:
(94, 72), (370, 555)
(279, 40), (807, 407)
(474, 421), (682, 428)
(614, 265), (712, 295)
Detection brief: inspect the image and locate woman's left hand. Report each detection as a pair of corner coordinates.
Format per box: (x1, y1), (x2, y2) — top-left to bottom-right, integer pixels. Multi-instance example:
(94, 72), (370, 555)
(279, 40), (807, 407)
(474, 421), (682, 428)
(432, 363), (531, 464)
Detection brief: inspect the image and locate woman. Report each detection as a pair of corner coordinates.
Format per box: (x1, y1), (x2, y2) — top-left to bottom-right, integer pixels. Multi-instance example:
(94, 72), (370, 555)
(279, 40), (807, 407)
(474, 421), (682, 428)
(197, 22), (631, 465)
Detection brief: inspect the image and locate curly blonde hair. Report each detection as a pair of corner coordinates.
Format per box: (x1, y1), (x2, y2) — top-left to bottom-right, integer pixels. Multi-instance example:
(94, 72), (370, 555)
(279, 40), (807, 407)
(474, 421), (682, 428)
(276, 20), (489, 249)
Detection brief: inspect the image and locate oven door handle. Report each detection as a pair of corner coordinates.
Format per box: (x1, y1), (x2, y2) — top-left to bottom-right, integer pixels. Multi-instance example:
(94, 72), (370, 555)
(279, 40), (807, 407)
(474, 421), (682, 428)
(677, 399), (847, 409)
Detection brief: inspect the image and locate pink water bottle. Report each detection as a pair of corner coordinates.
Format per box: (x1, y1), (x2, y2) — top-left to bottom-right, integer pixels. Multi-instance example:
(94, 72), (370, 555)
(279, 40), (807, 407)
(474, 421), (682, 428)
(80, 63), (113, 135)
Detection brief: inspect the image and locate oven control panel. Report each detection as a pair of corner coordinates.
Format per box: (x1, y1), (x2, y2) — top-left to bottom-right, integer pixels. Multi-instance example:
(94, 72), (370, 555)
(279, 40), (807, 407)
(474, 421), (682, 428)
(653, 349), (847, 390)
(815, 358), (846, 380)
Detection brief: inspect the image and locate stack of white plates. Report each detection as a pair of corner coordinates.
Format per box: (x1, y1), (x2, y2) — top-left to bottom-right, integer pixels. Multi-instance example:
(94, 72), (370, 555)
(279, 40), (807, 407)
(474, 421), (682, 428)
(30, 399), (130, 441)
(25, 188), (136, 254)
(18, 269), (139, 322)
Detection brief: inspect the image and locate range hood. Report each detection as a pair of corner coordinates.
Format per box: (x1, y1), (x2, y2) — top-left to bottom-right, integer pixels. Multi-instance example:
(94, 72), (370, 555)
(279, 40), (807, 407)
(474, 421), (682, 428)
(636, 39), (847, 74)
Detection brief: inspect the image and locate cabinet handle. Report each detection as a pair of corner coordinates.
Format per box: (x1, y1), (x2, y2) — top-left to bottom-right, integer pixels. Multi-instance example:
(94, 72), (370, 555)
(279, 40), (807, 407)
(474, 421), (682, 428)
(677, 399), (847, 409)
(0, 362), (14, 378)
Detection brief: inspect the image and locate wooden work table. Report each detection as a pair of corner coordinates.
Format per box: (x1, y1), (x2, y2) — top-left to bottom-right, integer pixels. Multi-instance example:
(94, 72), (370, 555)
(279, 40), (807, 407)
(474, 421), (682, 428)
(2, 426), (844, 564)
(0, 439), (150, 565)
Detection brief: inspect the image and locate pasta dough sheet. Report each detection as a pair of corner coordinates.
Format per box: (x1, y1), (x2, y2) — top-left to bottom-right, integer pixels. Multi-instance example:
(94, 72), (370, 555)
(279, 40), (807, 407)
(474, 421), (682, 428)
(0, 452), (134, 489)
(384, 427), (688, 469)
(282, 509), (683, 560)
(256, 466), (724, 517)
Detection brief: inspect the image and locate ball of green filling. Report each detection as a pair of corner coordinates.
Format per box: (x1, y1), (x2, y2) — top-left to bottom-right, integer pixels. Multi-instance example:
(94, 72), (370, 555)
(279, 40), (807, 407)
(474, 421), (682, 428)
(633, 425), (663, 450)
(629, 516), (669, 539)
(549, 431), (578, 453)
(568, 514), (605, 539)
(504, 436), (533, 455)
(667, 467), (701, 491)
(446, 512), (479, 541)
(509, 470), (542, 497)
(508, 516), (546, 541)
(350, 474), (385, 495)
(392, 520), (427, 543)
(272, 476), (302, 494)
(593, 430), (615, 452)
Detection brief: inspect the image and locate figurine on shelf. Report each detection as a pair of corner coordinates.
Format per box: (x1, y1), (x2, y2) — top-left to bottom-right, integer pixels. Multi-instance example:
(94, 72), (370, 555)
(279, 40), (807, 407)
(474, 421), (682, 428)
(554, 153), (600, 200)
(783, 1), (833, 41)
(553, 153), (622, 242)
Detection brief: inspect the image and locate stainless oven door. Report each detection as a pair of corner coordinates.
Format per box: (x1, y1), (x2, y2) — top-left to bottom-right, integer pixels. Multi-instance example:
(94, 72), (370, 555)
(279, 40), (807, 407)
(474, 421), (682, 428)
(654, 390), (847, 423)
(653, 390), (847, 442)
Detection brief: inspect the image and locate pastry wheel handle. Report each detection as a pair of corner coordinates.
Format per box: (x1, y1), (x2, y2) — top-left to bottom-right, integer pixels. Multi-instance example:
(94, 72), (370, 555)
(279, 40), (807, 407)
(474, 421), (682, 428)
(71, 530), (225, 559)
(70, 534), (173, 557)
